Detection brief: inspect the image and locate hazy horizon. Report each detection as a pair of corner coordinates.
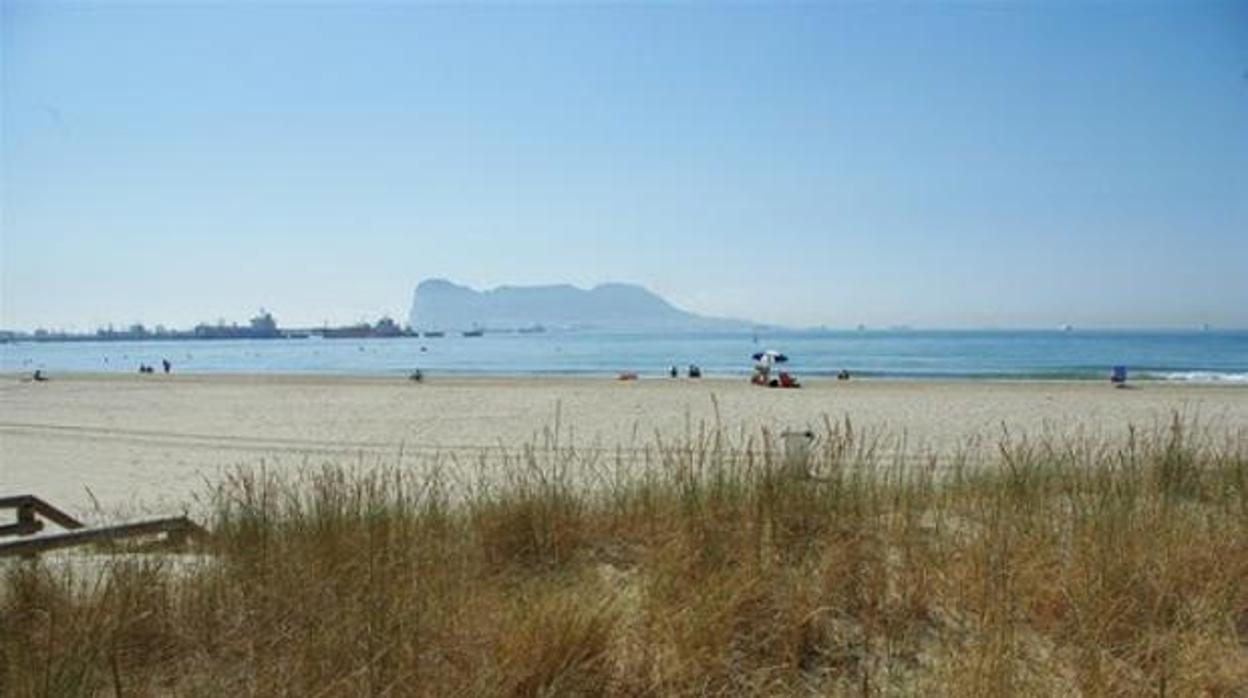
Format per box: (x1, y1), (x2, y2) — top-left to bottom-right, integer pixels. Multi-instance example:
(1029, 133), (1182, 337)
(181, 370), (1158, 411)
(3, 1), (1246, 331)
(3, 273), (1246, 334)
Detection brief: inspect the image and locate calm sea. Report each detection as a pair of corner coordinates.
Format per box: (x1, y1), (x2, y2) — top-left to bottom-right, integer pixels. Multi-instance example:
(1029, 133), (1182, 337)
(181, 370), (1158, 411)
(4, 330), (1246, 382)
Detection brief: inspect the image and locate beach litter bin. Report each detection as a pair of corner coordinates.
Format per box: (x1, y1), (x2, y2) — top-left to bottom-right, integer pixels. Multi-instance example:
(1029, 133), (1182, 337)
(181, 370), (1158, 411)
(781, 429), (815, 478)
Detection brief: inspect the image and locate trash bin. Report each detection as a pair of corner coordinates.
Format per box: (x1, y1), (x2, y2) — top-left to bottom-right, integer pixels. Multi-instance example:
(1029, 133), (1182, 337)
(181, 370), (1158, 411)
(781, 430), (815, 478)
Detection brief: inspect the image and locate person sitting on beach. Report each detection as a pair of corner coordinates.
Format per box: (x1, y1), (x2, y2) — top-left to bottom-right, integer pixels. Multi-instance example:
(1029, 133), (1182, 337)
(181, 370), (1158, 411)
(669, 365), (678, 378)
(688, 364), (702, 378)
(409, 369), (424, 382)
(33, 369), (47, 382)
(837, 369), (850, 381)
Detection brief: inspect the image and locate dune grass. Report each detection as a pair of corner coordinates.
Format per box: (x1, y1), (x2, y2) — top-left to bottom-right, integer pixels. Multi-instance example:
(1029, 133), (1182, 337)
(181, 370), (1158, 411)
(2, 414), (1246, 696)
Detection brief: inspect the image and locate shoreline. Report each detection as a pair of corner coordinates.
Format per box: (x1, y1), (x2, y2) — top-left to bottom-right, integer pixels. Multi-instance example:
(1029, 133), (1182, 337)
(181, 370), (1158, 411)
(6, 370), (1248, 387)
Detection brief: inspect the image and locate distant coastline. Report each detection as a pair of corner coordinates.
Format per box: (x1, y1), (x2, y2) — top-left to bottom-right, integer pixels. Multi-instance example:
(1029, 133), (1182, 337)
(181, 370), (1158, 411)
(0, 311), (417, 344)
(4, 324), (1241, 345)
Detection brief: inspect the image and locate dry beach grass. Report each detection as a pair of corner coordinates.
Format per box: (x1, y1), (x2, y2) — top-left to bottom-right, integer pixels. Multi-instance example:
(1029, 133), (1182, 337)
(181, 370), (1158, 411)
(2, 414), (1248, 696)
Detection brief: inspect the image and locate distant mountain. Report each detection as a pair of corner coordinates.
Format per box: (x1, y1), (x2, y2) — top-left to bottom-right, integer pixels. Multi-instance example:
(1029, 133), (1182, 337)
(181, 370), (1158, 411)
(408, 279), (754, 332)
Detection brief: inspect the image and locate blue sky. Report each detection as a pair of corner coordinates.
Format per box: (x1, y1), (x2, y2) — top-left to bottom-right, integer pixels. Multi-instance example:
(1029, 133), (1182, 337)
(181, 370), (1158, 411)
(3, 0), (1246, 330)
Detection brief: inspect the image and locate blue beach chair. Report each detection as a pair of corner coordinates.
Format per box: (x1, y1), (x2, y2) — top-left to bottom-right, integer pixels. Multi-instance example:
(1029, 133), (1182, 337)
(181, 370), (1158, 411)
(1110, 365), (1127, 386)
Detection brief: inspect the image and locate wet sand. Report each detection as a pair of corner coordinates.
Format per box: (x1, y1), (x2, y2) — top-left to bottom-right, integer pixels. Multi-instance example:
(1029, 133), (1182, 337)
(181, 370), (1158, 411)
(2, 373), (1245, 519)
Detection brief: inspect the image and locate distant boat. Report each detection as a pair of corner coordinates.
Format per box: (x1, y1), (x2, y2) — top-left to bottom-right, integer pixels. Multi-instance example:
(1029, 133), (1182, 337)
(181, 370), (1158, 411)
(422, 331), (445, 338)
(1061, 324), (1074, 332)
(461, 328), (484, 338)
(321, 324), (373, 339)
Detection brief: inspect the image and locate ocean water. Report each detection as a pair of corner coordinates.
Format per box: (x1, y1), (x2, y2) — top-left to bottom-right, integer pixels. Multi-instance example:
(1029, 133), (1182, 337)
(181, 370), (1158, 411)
(3, 330), (1246, 382)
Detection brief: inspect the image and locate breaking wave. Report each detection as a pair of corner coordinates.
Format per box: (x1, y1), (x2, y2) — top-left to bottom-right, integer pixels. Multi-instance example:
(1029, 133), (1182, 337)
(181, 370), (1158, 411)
(1148, 371), (1248, 384)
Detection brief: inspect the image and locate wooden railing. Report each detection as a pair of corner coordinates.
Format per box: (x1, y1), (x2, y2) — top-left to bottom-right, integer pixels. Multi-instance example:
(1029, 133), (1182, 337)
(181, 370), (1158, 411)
(0, 494), (205, 557)
(0, 494), (85, 537)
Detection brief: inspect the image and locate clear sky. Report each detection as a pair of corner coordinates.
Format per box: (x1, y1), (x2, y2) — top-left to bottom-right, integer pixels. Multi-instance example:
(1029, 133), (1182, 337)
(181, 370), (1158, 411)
(2, 1), (1246, 331)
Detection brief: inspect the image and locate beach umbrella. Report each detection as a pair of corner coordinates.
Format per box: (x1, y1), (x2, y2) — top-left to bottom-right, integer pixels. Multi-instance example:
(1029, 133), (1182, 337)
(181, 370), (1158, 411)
(752, 350), (789, 363)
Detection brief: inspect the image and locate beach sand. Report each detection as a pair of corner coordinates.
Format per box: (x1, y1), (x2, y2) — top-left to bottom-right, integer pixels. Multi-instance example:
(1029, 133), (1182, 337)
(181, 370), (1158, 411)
(2, 373), (1245, 519)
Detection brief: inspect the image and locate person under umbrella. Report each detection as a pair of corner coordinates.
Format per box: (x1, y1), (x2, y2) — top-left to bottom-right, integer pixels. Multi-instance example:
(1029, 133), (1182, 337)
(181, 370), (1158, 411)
(751, 350), (788, 385)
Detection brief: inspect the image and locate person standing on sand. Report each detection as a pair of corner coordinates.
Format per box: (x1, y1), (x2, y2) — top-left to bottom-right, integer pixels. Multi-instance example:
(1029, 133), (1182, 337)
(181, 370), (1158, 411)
(163, 359), (171, 374)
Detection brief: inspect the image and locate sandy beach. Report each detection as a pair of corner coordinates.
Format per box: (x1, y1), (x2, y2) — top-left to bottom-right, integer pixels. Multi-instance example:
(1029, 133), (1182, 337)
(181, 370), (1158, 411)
(2, 373), (1245, 518)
